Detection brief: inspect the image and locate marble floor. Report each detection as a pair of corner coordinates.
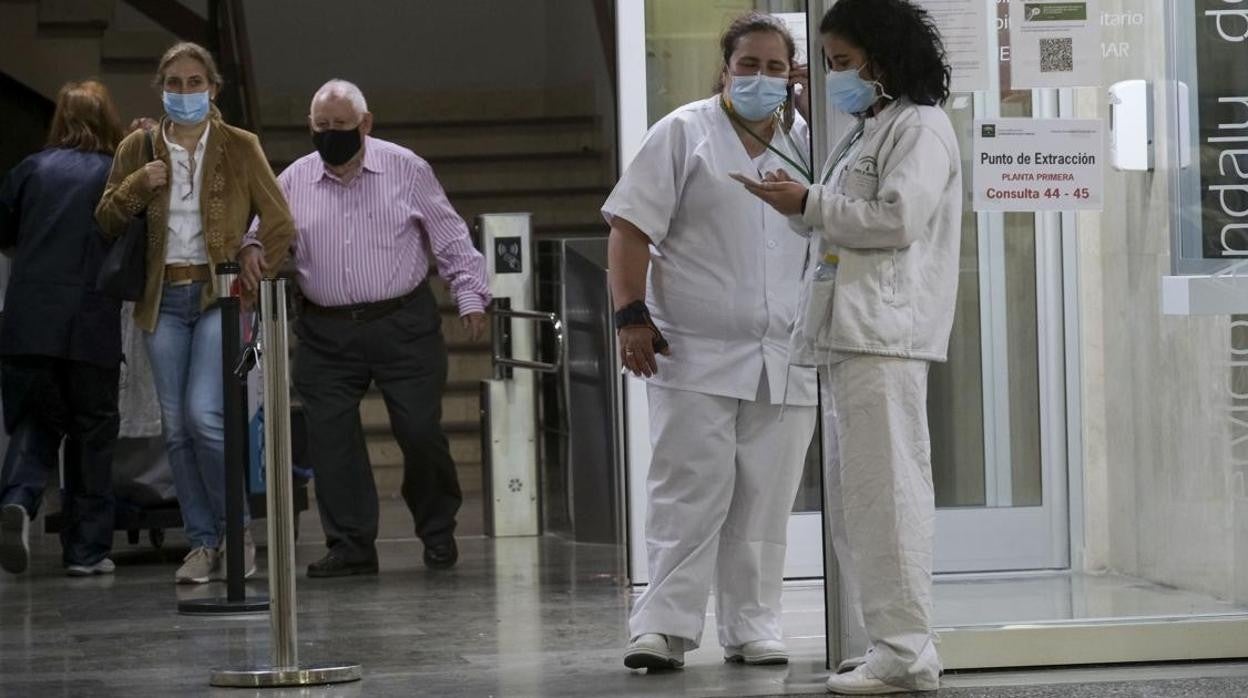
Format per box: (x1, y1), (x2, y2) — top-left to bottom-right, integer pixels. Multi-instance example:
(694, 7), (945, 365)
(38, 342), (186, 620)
(933, 570), (1248, 627)
(3, 514), (1248, 697)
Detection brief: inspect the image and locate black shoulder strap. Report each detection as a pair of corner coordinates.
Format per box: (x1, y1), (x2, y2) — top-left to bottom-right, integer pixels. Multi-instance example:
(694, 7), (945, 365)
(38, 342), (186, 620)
(144, 129), (155, 162)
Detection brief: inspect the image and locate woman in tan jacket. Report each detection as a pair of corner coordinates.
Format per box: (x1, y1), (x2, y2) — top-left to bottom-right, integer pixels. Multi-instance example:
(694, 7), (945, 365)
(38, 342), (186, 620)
(96, 42), (294, 584)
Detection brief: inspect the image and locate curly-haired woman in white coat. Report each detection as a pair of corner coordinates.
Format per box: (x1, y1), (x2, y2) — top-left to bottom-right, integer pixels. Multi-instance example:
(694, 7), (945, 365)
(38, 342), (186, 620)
(740, 0), (961, 693)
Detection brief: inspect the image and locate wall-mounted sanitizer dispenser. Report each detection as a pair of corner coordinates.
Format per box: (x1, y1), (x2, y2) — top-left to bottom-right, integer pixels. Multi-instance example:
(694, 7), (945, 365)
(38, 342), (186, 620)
(1108, 80), (1192, 173)
(1109, 80), (1153, 171)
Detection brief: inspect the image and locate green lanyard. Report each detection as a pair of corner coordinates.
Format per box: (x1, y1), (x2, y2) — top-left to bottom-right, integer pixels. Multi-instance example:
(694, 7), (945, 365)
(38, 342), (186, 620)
(720, 98), (814, 184)
(822, 124), (865, 185)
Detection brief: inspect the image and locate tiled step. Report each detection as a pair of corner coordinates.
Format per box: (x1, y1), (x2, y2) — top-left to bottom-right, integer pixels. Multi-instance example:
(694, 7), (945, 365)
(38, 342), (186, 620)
(266, 150), (611, 193)
(366, 421), (482, 460)
(259, 116), (601, 167)
(372, 461), (484, 501)
(533, 222), (612, 239)
(415, 151), (610, 192)
(448, 349), (492, 384)
(259, 86), (598, 125)
(452, 188), (611, 229)
(0, 1), (101, 100)
(98, 30), (168, 72)
(92, 69), (163, 126)
(36, 0), (111, 38)
(367, 428), (483, 486)
(360, 381), (481, 430)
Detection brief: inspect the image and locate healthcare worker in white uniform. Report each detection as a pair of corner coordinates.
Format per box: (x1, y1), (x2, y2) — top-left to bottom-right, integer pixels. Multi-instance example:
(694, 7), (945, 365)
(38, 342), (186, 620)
(602, 12), (818, 672)
(739, 0), (961, 694)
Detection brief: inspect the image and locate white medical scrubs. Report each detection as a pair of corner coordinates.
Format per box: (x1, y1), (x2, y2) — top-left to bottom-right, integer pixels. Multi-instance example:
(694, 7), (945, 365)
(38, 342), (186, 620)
(797, 99), (963, 687)
(602, 96), (818, 650)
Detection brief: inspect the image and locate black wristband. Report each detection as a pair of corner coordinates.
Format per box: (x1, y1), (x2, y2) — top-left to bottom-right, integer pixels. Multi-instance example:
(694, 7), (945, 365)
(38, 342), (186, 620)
(800, 189), (810, 215)
(614, 300), (651, 329)
(615, 300), (669, 354)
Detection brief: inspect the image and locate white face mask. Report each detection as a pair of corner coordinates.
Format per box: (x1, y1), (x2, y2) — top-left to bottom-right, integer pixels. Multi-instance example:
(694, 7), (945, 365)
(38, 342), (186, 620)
(825, 65), (889, 114)
(728, 72), (790, 121)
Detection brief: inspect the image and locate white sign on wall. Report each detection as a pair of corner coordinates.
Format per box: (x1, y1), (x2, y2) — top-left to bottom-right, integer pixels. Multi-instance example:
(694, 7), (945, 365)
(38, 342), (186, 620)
(1008, 0), (1103, 88)
(917, 0), (991, 93)
(973, 118), (1104, 212)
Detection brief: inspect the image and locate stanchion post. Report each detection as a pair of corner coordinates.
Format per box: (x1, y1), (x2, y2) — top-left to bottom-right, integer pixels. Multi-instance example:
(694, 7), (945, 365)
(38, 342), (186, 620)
(179, 262), (268, 616)
(264, 278), (298, 668)
(210, 278), (361, 688)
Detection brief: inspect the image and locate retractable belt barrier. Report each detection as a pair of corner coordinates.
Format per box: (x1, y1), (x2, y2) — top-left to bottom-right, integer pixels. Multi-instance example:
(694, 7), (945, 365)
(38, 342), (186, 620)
(178, 262), (269, 616)
(210, 278), (362, 688)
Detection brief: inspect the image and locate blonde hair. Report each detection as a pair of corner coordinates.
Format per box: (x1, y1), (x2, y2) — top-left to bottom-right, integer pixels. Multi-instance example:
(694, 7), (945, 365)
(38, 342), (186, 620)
(46, 80), (123, 154)
(153, 41), (224, 88)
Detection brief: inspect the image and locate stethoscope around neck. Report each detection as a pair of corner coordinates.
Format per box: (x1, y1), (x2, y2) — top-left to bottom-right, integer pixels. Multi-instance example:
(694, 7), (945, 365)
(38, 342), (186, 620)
(719, 96), (815, 184)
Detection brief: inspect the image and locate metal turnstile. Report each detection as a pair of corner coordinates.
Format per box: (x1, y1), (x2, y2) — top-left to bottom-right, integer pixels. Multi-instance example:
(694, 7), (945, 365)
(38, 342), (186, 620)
(536, 237), (625, 546)
(479, 213), (563, 537)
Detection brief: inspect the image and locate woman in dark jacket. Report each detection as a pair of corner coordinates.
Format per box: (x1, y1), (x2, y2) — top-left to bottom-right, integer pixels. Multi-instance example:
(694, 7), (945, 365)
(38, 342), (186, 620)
(0, 80), (125, 577)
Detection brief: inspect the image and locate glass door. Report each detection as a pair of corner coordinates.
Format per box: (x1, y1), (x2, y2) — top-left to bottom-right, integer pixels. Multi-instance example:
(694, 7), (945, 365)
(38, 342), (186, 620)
(617, 0), (1070, 586)
(832, 0), (1248, 671)
(928, 8), (1070, 574)
(617, 0), (824, 584)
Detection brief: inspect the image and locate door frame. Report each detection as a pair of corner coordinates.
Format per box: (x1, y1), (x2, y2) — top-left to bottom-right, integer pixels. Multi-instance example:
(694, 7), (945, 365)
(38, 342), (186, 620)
(615, 0), (827, 585)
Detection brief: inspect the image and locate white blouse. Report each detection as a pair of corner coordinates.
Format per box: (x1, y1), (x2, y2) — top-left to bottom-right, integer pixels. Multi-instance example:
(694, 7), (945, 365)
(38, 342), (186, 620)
(162, 122), (210, 265)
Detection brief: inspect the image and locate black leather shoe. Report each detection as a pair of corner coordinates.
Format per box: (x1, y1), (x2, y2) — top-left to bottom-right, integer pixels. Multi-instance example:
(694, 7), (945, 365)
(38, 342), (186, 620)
(423, 539), (458, 570)
(307, 549), (378, 578)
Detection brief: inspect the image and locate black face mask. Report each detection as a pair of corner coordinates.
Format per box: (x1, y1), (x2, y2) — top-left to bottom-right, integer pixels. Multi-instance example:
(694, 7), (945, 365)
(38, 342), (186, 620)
(312, 127), (362, 166)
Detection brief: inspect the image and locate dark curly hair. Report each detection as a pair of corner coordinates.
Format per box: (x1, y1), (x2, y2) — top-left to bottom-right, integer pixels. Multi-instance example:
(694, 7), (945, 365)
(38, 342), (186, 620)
(820, 0), (951, 107)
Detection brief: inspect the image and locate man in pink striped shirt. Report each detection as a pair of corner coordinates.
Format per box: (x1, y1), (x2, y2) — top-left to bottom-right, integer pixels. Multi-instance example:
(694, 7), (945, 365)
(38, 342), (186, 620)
(243, 79), (489, 577)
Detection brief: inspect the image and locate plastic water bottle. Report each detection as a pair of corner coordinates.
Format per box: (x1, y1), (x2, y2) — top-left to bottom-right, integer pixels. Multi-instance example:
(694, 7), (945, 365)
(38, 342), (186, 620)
(813, 252), (839, 281)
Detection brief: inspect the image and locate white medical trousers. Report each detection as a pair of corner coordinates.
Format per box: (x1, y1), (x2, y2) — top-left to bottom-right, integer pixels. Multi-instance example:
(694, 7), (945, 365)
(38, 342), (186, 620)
(821, 356), (941, 687)
(630, 382), (817, 651)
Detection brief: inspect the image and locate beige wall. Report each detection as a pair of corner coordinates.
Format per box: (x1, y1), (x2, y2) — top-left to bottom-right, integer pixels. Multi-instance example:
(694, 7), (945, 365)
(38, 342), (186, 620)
(1077, 0), (1248, 605)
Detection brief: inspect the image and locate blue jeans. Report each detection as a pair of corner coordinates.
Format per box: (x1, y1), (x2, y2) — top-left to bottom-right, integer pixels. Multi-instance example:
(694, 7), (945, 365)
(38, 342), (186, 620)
(144, 283), (229, 549)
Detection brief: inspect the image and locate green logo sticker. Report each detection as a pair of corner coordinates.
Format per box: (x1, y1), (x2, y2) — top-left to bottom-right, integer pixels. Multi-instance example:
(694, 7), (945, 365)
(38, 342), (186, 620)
(1024, 3), (1088, 22)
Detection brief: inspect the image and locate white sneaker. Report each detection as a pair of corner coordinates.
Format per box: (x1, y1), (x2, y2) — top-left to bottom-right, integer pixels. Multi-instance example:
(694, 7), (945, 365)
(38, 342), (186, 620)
(0, 503), (30, 574)
(66, 558), (116, 577)
(837, 648), (872, 674)
(724, 639), (789, 665)
(825, 663), (938, 695)
(175, 546), (220, 584)
(213, 529), (257, 581)
(624, 633), (685, 670)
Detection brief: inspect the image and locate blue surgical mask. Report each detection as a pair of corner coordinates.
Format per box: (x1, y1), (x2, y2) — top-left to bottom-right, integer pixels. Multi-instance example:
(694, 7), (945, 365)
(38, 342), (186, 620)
(163, 90), (211, 125)
(825, 66), (885, 115)
(728, 73), (789, 121)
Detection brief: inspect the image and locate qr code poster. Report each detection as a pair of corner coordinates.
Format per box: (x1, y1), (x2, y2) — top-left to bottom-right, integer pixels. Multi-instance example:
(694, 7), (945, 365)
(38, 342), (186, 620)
(1009, 0), (1102, 88)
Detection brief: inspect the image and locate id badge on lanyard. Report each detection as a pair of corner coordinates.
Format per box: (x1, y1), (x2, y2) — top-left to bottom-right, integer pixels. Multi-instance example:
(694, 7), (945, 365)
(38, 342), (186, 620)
(721, 98), (814, 183)
(822, 124), (866, 187)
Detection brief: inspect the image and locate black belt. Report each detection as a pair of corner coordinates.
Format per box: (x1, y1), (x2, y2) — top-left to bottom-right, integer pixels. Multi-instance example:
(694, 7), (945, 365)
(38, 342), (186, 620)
(302, 285), (425, 323)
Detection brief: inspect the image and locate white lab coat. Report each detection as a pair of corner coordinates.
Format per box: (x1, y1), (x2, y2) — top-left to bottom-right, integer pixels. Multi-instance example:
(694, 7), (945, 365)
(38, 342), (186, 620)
(602, 96), (817, 407)
(792, 99), (960, 689)
(790, 99), (962, 366)
(602, 96), (818, 650)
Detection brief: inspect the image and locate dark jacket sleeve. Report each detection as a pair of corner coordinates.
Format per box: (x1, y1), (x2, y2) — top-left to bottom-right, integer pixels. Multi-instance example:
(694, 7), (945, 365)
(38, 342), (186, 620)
(0, 158), (29, 251)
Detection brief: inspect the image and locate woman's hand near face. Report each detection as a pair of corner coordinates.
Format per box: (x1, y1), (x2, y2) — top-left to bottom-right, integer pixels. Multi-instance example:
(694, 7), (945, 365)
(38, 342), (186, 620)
(739, 169), (808, 216)
(790, 63), (810, 122)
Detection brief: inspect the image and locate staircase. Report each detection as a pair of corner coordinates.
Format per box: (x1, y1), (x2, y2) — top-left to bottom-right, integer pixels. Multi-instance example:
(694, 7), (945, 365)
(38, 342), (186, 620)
(0, 0), (615, 522)
(262, 116), (612, 512)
